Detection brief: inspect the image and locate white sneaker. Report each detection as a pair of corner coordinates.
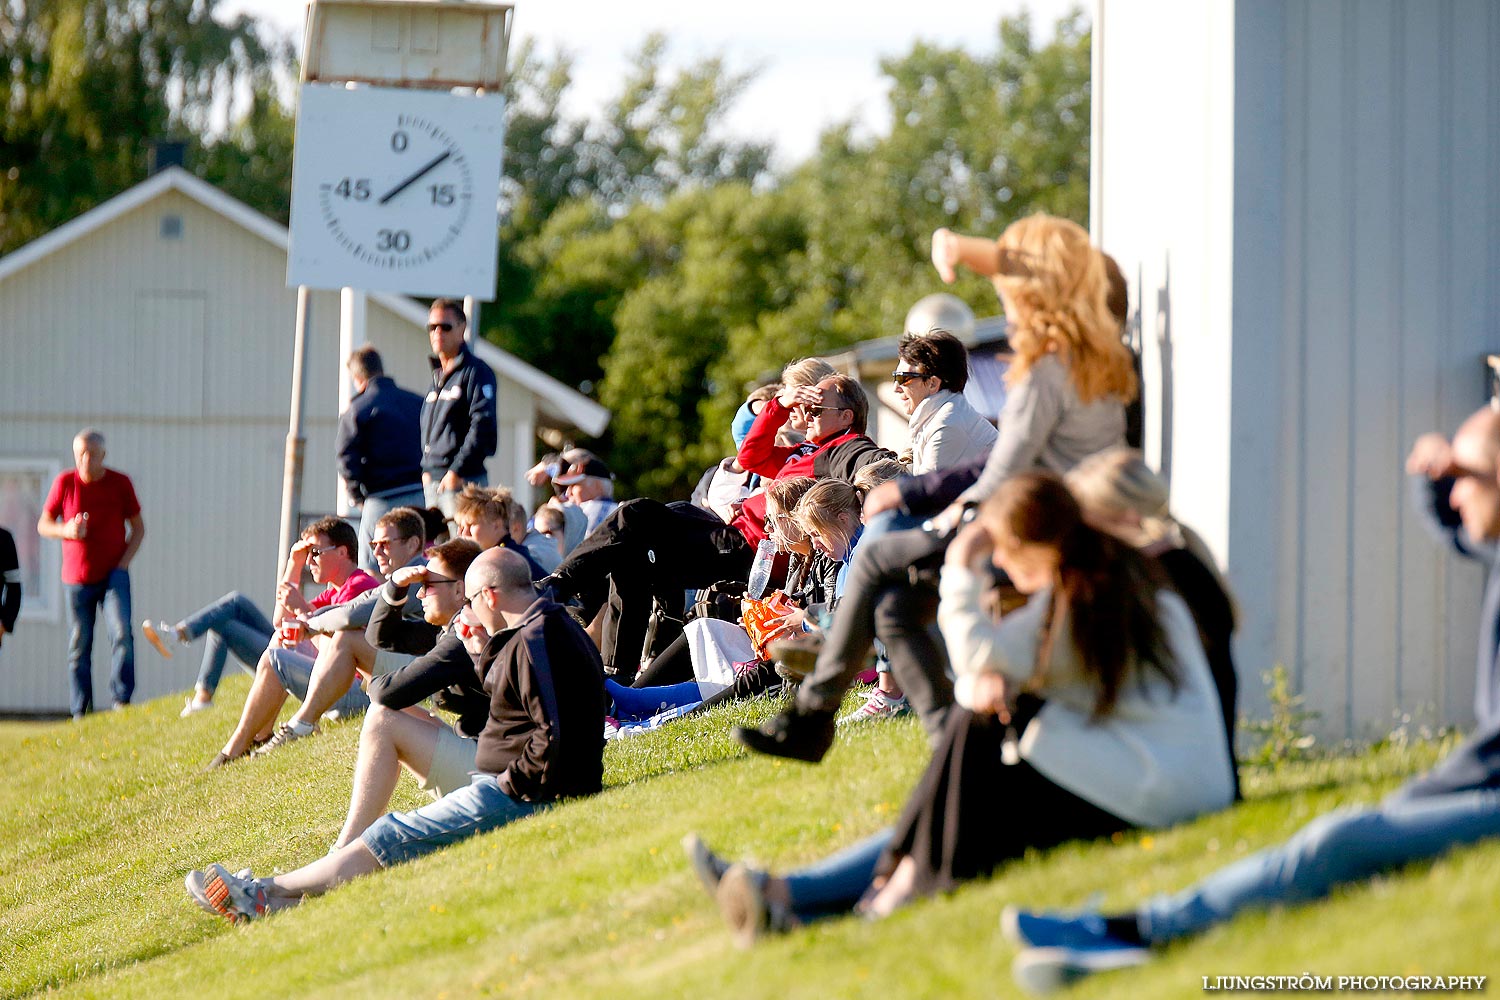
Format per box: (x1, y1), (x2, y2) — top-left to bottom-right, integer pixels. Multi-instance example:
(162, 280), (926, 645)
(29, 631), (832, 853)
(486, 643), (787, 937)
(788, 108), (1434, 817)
(838, 689), (910, 725)
(180, 697), (213, 718)
(141, 620), (178, 658)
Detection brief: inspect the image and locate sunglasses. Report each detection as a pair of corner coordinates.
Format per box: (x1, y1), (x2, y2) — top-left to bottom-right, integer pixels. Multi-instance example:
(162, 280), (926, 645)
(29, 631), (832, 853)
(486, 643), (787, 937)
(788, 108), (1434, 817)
(418, 573), (461, 594)
(891, 370), (930, 385)
(307, 544), (339, 560)
(796, 404), (847, 415)
(763, 512), (805, 540)
(427, 322), (455, 333)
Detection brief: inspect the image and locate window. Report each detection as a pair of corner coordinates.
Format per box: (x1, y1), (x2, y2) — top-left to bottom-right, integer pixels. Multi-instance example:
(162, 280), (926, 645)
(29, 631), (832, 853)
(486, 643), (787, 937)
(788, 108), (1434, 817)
(0, 458), (63, 623)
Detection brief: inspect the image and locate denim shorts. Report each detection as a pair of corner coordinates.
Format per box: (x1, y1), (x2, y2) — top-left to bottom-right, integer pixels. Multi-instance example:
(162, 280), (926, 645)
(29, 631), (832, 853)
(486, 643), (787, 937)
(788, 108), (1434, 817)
(361, 772), (542, 867)
(266, 646), (370, 718)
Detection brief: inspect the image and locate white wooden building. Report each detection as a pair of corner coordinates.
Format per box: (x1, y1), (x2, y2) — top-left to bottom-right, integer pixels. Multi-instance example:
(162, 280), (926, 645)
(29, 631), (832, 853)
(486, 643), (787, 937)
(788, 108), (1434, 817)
(1095, 0), (1500, 736)
(0, 167), (608, 714)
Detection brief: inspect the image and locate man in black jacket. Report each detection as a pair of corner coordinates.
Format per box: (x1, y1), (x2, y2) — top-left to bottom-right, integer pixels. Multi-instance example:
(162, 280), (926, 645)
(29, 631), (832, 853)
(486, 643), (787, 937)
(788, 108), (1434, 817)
(185, 547), (607, 923)
(336, 346), (425, 572)
(420, 299), (498, 520)
(0, 526), (19, 649)
(322, 537), (482, 849)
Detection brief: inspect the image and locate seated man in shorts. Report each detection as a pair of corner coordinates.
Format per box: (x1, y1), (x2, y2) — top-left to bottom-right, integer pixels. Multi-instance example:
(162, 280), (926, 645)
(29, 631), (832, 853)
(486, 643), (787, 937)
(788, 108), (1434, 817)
(327, 536), (484, 847)
(202, 517), (380, 769)
(249, 509), (432, 754)
(185, 547), (608, 922)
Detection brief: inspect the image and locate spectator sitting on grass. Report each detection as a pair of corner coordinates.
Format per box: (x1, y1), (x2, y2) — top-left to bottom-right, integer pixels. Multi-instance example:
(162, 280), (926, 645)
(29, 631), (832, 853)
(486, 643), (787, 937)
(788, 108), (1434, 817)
(147, 511), (423, 721)
(1065, 447), (1240, 796)
(685, 472), (1232, 944)
(185, 547), (608, 923)
(606, 477), (858, 725)
(244, 508), (430, 757)
(736, 215), (1135, 759)
(450, 484), (547, 580)
(193, 517), (379, 768)
(329, 537), (483, 847)
(511, 499), (562, 576)
(998, 407), (1500, 993)
(545, 373), (894, 683)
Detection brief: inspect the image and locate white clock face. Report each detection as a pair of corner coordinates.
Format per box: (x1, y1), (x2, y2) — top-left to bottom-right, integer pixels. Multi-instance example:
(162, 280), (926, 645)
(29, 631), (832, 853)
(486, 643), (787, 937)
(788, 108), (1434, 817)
(287, 84), (505, 298)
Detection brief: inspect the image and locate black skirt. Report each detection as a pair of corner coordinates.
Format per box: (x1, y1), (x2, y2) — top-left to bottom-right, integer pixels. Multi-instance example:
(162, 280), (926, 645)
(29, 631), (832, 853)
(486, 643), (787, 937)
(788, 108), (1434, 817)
(881, 705), (1132, 898)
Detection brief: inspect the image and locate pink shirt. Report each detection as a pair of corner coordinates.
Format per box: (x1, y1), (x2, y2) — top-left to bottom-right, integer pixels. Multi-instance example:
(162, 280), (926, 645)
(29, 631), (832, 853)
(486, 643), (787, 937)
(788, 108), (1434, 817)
(310, 568), (380, 611)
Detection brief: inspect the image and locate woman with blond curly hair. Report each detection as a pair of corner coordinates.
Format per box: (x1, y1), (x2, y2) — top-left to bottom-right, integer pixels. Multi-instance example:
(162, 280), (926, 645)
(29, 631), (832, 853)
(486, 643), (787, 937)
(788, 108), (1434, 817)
(933, 214), (1137, 505)
(737, 213), (1137, 763)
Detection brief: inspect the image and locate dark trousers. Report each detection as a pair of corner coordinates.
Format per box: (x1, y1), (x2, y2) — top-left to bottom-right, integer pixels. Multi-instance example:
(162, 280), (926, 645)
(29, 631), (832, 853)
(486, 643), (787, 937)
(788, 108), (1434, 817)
(553, 499), (754, 677)
(64, 568), (134, 717)
(884, 709), (1131, 897)
(796, 520), (954, 736)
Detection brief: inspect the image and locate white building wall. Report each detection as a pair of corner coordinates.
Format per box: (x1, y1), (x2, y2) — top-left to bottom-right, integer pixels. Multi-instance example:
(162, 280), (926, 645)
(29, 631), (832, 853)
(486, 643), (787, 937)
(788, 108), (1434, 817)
(1096, 0), (1500, 736)
(0, 188), (538, 712)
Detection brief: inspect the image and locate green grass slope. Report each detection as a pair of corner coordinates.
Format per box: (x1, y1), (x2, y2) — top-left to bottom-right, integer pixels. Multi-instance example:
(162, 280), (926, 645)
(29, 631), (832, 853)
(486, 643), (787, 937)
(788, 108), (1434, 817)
(2, 678), (1497, 999)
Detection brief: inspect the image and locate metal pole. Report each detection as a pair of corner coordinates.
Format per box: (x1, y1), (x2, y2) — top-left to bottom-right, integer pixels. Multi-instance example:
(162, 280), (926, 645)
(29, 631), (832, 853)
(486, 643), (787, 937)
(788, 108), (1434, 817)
(275, 286), (312, 593)
(463, 294), (479, 344)
(336, 287), (367, 516)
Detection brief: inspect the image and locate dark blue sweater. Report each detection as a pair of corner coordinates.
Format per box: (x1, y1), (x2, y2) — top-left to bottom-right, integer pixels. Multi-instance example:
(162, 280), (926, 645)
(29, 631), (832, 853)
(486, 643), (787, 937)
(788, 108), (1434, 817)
(336, 376), (424, 501)
(1411, 474), (1500, 728)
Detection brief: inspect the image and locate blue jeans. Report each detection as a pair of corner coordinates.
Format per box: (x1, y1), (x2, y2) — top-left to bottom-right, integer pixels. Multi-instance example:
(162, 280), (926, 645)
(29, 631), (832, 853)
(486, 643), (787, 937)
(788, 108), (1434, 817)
(605, 678), (702, 721)
(357, 484), (427, 573)
(425, 474), (488, 521)
(65, 569), (134, 716)
(266, 646), (370, 719)
(1138, 788), (1500, 942)
(361, 772), (542, 867)
(782, 828), (895, 920)
(179, 591), (275, 696)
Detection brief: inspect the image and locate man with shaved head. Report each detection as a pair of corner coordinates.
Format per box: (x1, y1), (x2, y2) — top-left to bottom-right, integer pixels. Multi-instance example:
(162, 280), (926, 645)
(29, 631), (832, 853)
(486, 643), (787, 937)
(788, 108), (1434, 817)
(184, 547), (608, 923)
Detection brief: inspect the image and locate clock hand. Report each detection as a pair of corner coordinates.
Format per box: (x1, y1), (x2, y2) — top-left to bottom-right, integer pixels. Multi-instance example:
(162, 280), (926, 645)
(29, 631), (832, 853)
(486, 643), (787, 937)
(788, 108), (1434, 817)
(377, 149), (452, 205)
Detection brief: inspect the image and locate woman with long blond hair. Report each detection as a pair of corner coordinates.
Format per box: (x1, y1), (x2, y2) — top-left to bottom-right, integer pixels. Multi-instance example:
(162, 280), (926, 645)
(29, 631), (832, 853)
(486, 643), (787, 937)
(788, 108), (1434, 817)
(738, 213), (1138, 762)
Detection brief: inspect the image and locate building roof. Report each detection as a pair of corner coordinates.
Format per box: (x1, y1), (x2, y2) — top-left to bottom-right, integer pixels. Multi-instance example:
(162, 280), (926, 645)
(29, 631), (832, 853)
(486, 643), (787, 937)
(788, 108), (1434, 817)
(0, 166), (610, 437)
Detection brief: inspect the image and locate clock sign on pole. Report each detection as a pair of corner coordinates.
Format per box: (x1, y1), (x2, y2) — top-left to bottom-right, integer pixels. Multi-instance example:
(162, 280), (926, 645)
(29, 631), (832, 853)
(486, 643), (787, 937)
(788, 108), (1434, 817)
(285, 0), (514, 300)
(289, 83), (504, 296)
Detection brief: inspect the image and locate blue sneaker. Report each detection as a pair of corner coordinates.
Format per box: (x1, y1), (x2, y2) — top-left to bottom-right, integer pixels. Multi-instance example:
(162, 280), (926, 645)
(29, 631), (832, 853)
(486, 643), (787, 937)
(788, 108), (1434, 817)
(1003, 906), (1149, 993)
(1002, 905), (1125, 950)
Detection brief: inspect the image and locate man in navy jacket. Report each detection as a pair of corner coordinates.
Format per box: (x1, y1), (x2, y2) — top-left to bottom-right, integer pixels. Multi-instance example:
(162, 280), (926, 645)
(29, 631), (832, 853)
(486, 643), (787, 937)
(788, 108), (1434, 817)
(419, 299), (498, 520)
(336, 346), (424, 572)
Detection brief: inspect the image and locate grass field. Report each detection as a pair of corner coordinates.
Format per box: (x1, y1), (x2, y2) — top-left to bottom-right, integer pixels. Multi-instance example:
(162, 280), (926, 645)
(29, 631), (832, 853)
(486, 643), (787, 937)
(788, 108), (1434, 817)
(2, 678), (1497, 999)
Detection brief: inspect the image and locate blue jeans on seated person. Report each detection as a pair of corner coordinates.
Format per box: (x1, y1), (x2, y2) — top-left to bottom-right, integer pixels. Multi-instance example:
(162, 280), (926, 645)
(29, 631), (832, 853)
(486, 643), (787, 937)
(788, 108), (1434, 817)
(266, 645), (369, 719)
(780, 828), (895, 920)
(179, 591), (275, 696)
(360, 772), (543, 867)
(605, 678), (702, 721)
(1137, 788), (1500, 943)
(65, 568), (134, 716)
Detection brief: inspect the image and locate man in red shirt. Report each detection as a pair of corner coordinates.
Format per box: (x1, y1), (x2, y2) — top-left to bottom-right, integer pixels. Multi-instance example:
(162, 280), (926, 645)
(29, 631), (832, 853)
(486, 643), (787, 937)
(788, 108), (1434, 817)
(204, 517), (379, 769)
(38, 429), (145, 718)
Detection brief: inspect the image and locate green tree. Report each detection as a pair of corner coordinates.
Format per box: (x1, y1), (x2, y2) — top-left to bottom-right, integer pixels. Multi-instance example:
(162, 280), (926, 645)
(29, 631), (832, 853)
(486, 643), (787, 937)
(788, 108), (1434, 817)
(485, 34), (772, 391)
(0, 0), (284, 253)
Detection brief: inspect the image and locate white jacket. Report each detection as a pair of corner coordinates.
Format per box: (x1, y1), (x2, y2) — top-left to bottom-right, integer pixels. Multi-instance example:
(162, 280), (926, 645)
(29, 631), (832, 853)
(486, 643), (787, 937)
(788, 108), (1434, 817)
(908, 388), (999, 475)
(940, 571), (1234, 828)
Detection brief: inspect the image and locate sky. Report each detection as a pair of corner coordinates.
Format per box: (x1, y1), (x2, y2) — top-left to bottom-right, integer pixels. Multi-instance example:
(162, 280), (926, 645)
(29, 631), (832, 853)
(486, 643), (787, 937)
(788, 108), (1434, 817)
(221, 0), (1085, 166)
